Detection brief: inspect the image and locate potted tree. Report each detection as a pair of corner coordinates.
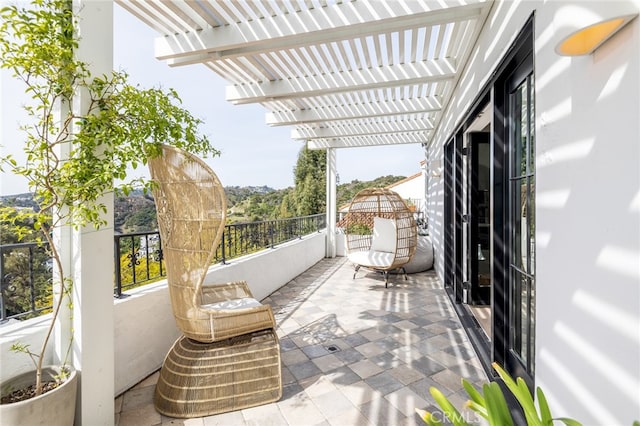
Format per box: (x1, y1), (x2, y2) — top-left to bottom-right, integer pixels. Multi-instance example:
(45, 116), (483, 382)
(0, 0), (218, 424)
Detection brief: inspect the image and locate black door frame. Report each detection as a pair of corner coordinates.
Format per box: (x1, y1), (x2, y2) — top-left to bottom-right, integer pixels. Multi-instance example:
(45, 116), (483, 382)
(442, 15), (535, 386)
(467, 132), (491, 305)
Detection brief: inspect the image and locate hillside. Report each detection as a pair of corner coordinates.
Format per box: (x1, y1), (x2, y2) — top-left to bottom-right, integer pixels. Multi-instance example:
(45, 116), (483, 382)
(1, 175), (407, 234)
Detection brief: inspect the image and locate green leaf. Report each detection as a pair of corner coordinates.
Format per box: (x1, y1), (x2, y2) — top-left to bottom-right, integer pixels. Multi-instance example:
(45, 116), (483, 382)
(516, 377), (541, 426)
(492, 362), (541, 426)
(415, 408), (443, 426)
(554, 418), (583, 426)
(462, 379), (485, 406)
(464, 400), (488, 420)
(536, 387), (553, 425)
(429, 387), (469, 426)
(483, 382), (513, 426)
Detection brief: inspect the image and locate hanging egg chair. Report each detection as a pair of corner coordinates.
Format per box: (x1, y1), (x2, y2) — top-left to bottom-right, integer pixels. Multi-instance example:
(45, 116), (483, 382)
(343, 187), (417, 287)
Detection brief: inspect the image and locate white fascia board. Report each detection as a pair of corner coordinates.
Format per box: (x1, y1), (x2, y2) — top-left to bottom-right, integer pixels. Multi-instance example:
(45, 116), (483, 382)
(155, 1), (488, 63)
(226, 58), (456, 104)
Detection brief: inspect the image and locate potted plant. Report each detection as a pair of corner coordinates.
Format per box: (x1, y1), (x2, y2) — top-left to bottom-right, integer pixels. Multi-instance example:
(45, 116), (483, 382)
(0, 0), (218, 423)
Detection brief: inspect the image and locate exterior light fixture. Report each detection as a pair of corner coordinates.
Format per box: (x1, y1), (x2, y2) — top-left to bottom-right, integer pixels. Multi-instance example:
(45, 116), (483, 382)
(556, 14), (637, 56)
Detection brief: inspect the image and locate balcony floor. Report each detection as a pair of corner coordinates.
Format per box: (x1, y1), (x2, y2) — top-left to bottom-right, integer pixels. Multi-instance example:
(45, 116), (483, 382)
(115, 256), (487, 425)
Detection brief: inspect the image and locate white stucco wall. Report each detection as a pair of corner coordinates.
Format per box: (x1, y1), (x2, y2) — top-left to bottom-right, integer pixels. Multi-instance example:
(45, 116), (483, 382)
(388, 172), (427, 211)
(425, 1), (640, 424)
(534, 2), (640, 424)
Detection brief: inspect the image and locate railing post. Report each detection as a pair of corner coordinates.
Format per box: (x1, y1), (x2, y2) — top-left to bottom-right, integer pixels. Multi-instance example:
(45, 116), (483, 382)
(157, 235), (163, 277)
(28, 245), (36, 313)
(221, 231), (227, 264)
(269, 222), (275, 249)
(114, 235), (122, 298)
(0, 248), (6, 323)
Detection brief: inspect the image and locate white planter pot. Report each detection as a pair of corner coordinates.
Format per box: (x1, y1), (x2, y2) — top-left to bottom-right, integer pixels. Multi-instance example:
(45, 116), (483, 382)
(0, 365), (77, 426)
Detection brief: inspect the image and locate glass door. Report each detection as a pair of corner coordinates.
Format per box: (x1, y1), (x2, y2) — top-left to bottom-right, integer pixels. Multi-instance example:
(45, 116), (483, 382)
(467, 132), (491, 305)
(507, 73), (536, 377)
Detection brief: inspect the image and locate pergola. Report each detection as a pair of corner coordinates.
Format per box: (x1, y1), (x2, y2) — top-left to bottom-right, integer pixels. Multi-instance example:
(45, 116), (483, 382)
(115, 0), (493, 254)
(51, 3), (494, 423)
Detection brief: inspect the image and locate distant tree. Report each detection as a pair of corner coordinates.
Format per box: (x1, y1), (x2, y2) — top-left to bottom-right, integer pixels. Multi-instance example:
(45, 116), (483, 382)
(123, 204), (158, 232)
(0, 207), (52, 318)
(289, 145), (326, 215)
(278, 189), (296, 218)
(337, 175), (407, 207)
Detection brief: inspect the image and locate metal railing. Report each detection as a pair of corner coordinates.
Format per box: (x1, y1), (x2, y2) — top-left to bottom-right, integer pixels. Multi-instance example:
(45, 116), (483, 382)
(2, 214), (326, 318)
(1, 242), (52, 322)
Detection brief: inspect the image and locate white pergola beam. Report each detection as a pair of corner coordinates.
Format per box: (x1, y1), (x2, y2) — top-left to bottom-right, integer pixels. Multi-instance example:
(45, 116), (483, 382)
(291, 119), (433, 139)
(308, 133), (428, 149)
(226, 58), (456, 104)
(266, 96), (442, 125)
(155, 1), (488, 64)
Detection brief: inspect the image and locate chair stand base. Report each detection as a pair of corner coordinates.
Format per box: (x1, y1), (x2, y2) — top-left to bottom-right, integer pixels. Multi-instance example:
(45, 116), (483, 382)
(154, 329), (282, 419)
(353, 265), (408, 288)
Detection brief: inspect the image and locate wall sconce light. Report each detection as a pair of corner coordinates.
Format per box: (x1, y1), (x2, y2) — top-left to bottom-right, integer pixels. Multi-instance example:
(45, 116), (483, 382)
(556, 14), (637, 56)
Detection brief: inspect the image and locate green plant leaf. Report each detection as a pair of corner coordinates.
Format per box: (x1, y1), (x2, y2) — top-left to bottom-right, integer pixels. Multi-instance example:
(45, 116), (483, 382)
(554, 418), (583, 426)
(464, 400), (488, 420)
(415, 408), (443, 426)
(483, 382), (513, 426)
(536, 387), (553, 425)
(516, 377), (540, 425)
(492, 362), (541, 426)
(462, 378), (485, 406)
(429, 386), (469, 426)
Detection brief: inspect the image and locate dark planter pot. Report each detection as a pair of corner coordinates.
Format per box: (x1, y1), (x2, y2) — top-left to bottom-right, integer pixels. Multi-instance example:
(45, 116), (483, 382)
(0, 365), (77, 426)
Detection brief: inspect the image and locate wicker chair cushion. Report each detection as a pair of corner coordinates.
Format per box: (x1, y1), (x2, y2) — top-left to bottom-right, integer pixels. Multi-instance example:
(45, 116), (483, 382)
(201, 298), (262, 311)
(348, 250), (395, 268)
(371, 217), (397, 253)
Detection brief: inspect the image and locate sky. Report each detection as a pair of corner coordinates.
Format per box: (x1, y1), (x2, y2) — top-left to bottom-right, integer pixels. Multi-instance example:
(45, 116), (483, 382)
(0, 3), (425, 196)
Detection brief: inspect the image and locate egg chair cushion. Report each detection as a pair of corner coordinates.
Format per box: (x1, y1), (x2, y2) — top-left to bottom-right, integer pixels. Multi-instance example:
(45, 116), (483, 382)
(370, 217), (397, 253)
(348, 250), (395, 269)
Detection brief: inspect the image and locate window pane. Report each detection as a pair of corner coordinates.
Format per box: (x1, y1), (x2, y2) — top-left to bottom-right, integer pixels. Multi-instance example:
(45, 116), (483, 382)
(528, 175), (535, 273)
(528, 77), (535, 174)
(520, 275), (530, 365)
(512, 180), (523, 271)
(528, 278), (536, 372)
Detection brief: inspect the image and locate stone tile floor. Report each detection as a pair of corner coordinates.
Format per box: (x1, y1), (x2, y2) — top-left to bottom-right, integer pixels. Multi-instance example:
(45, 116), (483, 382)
(115, 257), (488, 426)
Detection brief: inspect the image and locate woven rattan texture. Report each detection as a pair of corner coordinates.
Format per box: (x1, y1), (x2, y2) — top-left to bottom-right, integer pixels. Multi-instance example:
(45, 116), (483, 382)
(344, 188), (417, 272)
(154, 329), (282, 418)
(148, 146), (276, 343)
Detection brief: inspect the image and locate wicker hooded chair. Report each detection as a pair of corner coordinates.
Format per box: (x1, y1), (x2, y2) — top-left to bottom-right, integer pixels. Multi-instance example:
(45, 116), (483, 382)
(148, 145), (281, 418)
(344, 188), (417, 287)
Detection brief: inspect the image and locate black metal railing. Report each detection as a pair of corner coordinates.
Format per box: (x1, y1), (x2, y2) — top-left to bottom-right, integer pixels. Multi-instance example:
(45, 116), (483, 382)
(214, 214), (325, 264)
(114, 231), (165, 297)
(1, 242), (53, 322)
(114, 213), (325, 296)
(1, 214), (326, 318)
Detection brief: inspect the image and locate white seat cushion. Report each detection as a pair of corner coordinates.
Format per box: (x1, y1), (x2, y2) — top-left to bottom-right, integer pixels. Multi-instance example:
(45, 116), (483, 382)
(201, 297), (262, 310)
(371, 217), (396, 253)
(348, 250), (395, 268)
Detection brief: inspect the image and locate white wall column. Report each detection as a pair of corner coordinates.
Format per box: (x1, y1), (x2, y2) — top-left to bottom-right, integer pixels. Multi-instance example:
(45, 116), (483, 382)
(70, 1), (115, 424)
(325, 147), (337, 258)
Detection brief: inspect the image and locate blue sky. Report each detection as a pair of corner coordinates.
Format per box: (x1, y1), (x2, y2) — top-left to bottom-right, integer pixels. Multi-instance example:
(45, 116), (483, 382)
(0, 3), (425, 195)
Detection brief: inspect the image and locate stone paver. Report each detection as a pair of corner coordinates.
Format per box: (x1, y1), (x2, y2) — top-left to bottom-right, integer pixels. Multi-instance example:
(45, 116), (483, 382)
(115, 257), (487, 425)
